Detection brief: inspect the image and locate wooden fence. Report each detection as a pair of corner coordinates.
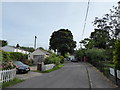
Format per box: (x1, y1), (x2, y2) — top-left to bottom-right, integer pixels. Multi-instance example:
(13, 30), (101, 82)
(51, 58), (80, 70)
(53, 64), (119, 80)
(0, 69), (16, 83)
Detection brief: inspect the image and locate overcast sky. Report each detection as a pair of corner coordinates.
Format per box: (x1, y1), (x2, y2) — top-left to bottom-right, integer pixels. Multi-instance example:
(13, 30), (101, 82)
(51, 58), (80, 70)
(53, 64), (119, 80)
(1, 1), (119, 49)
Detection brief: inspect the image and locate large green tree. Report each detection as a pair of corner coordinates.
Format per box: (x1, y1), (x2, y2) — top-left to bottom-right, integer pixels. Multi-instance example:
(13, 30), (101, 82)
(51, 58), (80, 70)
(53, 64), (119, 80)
(49, 29), (76, 56)
(93, 2), (120, 40)
(80, 38), (94, 49)
(90, 29), (110, 49)
(0, 40), (8, 47)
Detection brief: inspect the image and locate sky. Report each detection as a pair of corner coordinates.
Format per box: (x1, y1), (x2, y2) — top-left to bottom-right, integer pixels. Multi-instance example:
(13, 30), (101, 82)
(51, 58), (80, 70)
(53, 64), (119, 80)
(1, 0), (119, 49)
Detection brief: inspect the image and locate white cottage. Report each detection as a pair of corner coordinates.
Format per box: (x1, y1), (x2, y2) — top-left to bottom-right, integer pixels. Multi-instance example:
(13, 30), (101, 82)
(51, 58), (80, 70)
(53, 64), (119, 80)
(28, 49), (50, 64)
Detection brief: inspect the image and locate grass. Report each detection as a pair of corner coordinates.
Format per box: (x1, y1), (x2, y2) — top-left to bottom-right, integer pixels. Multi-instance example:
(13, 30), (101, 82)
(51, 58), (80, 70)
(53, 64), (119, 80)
(2, 78), (24, 88)
(104, 63), (115, 68)
(32, 64), (64, 73)
(102, 61), (115, 76)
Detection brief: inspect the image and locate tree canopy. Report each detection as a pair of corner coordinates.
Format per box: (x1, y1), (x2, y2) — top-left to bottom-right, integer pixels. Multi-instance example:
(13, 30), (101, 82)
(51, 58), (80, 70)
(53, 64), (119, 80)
(0, 40), (8, 47)
(49, 29), (76, 56)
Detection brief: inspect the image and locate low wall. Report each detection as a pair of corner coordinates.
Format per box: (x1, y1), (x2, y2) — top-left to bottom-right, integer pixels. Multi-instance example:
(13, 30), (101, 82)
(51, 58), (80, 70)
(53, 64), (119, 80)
(42, 64), (55, 71)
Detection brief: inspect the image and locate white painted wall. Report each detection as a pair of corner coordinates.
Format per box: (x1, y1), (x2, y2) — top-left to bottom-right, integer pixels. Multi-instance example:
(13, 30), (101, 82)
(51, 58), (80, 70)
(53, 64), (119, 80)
(42, 64), (55, 71)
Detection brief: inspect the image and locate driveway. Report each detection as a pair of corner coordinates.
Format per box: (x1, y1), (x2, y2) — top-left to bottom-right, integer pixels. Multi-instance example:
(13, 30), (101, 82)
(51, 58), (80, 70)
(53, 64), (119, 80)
(16, 66), (42, 80)
(16, 71), (42, 80)
(9, 62), (118, 88)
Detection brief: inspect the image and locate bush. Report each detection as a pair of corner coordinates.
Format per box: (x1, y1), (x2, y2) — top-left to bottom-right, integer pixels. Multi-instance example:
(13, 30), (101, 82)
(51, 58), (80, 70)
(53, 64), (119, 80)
(2, 61), (15, 70)
(86, 48), (106, 63)
(1, 51), (28, 69)
(75, 49), (86, 61)
(105, 49), (113, 61)
(113, 39), (120, 70)
(10, 52), (27, 61)
(2, 51), (11, 62)
(24, 59), (33, 66)
(44, 54), (64, 65)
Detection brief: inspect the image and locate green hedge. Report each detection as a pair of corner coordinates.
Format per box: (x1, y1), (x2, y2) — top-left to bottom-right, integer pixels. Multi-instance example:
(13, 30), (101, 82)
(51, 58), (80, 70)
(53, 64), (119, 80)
(113, 39), (120, 70)
(86, 48), (106, 63)
(1, 51), (28, 62)
(1, 50), (28, 70)
(44, 54), (64, 65)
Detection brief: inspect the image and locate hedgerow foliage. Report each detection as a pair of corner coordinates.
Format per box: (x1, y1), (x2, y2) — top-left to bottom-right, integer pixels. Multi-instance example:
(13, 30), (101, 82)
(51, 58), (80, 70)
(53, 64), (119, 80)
(1, 50), (27, 62)
(113, 39), (120, 70)
(86, 48), (106, 63)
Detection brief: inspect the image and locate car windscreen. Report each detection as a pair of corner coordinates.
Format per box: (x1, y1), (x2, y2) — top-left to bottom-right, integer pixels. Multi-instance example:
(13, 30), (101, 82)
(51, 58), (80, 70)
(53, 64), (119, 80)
(15, 61), (25, 66)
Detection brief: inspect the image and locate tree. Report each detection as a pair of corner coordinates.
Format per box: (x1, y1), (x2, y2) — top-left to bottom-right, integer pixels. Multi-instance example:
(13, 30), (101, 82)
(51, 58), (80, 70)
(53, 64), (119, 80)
(16, 44), (20, 48)
(49, 29), (76, 56)
(0, 40), (8, 47)
(90, 29), (110, 49)
(93, 2), (120, 40)
(20, 47), (35, 52)
(38, 47), (45, 50)
(80, 38), (94, 49)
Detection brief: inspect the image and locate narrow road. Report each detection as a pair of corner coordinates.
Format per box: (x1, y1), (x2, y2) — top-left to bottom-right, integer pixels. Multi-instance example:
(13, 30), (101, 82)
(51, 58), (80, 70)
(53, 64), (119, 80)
(9, 62), (117, 88)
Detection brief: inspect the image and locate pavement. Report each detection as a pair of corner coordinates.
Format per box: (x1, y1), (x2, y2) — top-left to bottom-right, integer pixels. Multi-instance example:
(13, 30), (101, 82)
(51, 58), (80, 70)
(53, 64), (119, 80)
(8, 62), (118, 88)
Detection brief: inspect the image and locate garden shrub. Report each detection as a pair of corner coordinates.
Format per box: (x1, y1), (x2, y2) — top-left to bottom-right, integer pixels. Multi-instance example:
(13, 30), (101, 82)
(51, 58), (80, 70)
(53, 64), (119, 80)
(113, 39), (120, 70)
(2, 51), (11, 62)
(44, 54), (64, 65)
(86, 48), (106, 64)
(75, 49), (85, 61)
(10, 52), (27, 61)
(24, 59), (33, 66)
(1, 51), (28, 69)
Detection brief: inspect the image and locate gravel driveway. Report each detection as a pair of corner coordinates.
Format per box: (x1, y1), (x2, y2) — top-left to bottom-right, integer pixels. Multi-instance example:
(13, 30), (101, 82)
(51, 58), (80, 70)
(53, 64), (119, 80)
(16, 66), (42, 80)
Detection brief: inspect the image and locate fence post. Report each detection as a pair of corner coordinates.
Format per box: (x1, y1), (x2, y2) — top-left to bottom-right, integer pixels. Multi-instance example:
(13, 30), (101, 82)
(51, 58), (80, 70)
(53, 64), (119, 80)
(114, 67), (118, 85)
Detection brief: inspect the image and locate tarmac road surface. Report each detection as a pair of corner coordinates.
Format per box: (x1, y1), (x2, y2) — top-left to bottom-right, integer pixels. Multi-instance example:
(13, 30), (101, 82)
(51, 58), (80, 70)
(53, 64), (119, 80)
(8, 62), (118, 88)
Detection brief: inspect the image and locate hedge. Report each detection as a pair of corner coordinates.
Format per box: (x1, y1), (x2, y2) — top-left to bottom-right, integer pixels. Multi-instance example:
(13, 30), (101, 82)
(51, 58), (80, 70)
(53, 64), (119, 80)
(113, 39), (120, 70)
(1, 50), (28, 69)
(86, 48), (106, 63)
(1, 50), (28, 62)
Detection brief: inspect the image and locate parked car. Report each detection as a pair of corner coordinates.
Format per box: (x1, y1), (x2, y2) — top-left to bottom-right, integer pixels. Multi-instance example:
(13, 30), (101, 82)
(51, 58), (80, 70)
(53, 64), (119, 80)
(71, 59), (78, 62)
(14, 61), (30, 73)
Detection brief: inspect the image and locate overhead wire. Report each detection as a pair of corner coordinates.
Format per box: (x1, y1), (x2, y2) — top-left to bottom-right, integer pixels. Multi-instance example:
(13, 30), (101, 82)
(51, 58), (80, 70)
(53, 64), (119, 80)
(81, 0), (90, 40)
(80, 0), (90, 48)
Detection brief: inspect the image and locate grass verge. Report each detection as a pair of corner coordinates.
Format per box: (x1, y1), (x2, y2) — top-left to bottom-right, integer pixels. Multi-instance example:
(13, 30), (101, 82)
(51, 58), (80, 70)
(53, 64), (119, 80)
(103, 61), (115, 76)
(32, 64), (64, 73)
(2, 78), (24, 88)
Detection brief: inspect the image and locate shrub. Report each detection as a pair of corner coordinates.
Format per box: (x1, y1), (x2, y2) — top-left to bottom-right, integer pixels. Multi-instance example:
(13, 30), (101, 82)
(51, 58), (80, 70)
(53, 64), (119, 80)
(44, 54), (64, 65)
(1, 51), (28, 69)
(10, 52), (27, 61)
(113, 39), (120, 70)
(2, 61), (15, 70)
(75, 49), (85, 61)
(25, 59), (33, 66)
(2, 51), (11, 62)
(86, 48), (106, 64)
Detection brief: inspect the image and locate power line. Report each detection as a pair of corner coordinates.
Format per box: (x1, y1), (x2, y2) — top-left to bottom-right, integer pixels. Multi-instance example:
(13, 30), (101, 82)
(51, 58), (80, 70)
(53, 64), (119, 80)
(81, 0), (90, 40)
(79, 0), (90, 49)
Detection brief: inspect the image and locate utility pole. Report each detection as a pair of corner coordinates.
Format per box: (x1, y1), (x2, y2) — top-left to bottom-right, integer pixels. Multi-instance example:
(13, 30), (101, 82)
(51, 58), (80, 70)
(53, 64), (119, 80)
(34, 36), (37, 49)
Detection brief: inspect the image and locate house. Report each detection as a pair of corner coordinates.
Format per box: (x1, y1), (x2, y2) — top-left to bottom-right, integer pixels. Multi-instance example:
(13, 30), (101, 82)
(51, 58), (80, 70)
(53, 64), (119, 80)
(28, 49), (50, 65)
(1, 45), (30, 54)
